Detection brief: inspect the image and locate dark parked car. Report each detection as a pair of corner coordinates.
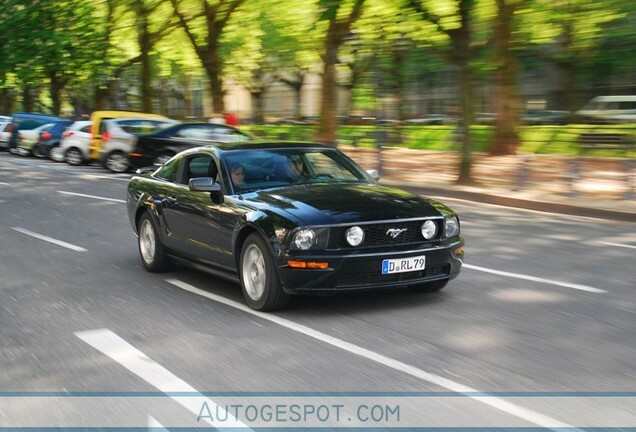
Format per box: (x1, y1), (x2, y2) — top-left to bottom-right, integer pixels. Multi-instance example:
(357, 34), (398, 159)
(520, 110), (571, 125)
(128, 122), (252, 169)
(126, 142), (464, 311)
(32, 120), (73, 158)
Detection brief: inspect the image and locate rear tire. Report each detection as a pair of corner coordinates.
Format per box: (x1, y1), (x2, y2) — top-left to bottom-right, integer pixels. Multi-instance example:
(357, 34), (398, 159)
(239, 233), (290, 311)
(65, 148), (84, 165)
(137, 212), (172, 272)
(32, 144), (46, 158)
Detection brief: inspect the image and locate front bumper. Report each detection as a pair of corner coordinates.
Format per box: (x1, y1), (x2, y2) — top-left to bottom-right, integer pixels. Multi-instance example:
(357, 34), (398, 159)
(276, 238), (464, 294)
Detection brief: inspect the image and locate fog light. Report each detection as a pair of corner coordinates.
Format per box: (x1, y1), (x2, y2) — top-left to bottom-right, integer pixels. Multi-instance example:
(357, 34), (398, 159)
(421, 220), (437, 239)
(288, 260), (329, 269)
(345, 226), (364, 246)
(454, 247), (464, 258)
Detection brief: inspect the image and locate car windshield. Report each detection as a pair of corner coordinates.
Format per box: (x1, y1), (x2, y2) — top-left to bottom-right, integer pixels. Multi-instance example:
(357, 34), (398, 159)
(223, 148), (371, 193)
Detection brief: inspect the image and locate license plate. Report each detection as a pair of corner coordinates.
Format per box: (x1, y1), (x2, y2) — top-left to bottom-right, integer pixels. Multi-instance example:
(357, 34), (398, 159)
(382, 255), (426, 275)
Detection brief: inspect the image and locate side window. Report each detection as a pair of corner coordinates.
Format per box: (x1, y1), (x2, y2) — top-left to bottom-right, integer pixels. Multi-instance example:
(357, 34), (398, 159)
(153, 157), (180, 182)
(99, 118), (114, 134)
(179, 155), (218, 185)
(175, 126), (206, 139)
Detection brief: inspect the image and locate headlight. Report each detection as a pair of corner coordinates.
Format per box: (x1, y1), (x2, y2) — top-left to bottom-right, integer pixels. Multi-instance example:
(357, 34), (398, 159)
(421, 220), (437, 240)
(345, 226), (364, 246)
(288, 227), (329, 251)
(444, 215), (460, 238)
(293, 229), (316, 250)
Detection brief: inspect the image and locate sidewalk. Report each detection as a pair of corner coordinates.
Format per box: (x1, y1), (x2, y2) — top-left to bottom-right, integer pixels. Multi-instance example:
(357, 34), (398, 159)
(339, 145), (636, 222)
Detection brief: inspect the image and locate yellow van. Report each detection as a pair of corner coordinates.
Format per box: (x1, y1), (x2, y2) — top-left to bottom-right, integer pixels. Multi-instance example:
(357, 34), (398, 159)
(88, 110), (171, 161)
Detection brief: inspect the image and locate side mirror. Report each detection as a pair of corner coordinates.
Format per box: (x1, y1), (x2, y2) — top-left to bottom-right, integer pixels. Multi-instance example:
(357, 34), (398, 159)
(189, 177), (222, 193)
(135, 166), (155, 175)
(189, 177), (224, 204)
(366, 169), (380, 181)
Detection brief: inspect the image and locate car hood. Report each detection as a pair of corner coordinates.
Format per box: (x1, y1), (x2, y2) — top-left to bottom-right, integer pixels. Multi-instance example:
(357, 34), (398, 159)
(247, 183), (448, 225)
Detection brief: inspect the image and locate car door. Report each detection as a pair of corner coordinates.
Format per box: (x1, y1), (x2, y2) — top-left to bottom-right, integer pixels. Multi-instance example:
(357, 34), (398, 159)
(160, 154), (227, 267)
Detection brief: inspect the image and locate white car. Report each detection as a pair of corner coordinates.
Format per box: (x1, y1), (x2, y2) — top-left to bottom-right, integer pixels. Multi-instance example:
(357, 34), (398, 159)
(56, 120), (92, 164)
(15, 123), (54, 155)
(0, 121), (11, 150)
(100, 117), (180, 173)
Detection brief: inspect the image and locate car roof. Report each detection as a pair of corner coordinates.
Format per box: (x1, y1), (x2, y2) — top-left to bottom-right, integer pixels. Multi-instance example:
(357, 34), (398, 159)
(12, 112), (65, 121)
(106, 117), (178, 123)
(70, 120), (92, 127)
(176, 141), (335, 157)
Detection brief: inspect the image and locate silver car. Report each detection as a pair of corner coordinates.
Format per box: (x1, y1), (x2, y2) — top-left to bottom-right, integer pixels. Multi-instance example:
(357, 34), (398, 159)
(100, 117), (180, 173)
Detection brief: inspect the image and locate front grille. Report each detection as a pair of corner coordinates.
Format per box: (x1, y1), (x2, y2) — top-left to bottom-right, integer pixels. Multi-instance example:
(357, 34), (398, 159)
(336, 219), (441, 248)
(338, 264), (450, 287)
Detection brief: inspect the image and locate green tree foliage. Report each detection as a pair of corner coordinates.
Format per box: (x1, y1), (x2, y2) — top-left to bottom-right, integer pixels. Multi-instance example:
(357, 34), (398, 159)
(169, 0), (248, 113)
(1, 0), (107, 114)
(520, 0), (627, 111)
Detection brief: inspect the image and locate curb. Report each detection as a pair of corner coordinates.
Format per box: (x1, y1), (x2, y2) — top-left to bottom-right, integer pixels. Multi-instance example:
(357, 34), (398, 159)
(381, 181), (636, 223)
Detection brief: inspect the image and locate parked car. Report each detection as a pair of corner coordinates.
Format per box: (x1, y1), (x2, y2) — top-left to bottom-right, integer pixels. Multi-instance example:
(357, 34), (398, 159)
(31, 120), (73, 158)
(475, 113), (496, 125)
(575, 95), (636, 123)
(405, 114), (456, 125)
(0, 121), (11, 150)
(14, 123), (54, 155)
(126, 142), (464, 311)
(100, 117), (180, 173)
(87, 110), (173, 163)
(520, 110), (571, 125)
(55, 120), (93, 164)
(8, 112), (66, 152)
(128, 122), (253, 170)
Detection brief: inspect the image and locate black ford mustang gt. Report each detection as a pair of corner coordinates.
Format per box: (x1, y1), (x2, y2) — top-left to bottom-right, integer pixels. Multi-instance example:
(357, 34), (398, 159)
(126, 142), (464, 311)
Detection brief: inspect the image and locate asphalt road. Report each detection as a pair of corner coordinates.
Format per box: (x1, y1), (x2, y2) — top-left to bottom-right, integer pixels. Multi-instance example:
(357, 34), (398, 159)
(1, 153), (635, 429)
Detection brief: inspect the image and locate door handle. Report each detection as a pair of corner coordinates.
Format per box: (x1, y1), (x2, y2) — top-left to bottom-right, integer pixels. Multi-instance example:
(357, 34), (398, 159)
(165, 195), (178, 204)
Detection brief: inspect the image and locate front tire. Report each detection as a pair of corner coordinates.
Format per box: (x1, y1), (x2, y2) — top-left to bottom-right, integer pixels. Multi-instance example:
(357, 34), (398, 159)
(137, 212), (172, 272)
(239, 233), (290, 311)
(105, 151), (130, 173)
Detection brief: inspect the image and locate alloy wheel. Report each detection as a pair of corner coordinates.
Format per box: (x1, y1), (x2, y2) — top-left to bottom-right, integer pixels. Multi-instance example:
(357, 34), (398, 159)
(242, 244), (266, 301)
(139, 219), (156, 264)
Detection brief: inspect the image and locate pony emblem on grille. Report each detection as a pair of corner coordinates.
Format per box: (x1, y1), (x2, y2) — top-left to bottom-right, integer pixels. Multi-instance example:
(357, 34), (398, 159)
(386, 228), (408, 238)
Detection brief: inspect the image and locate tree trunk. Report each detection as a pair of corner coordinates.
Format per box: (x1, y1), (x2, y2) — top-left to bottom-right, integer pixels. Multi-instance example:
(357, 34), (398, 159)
(315, 0), (366, 145)
(139, 28), (153, 112)
(251, 90), (264, 124)
(1, 88), (15, 114)
(315, 27), (339, 144)
(22, 86), (35, 112)
(134, 0), (153, 113)
(204, 50), (225, 114)
(49, 72), (64, 115)
(454, 0), (476, 185)
(490, 0), (520, 156)
(457, 61), (475, 184)
(94, 82), (111, 111)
